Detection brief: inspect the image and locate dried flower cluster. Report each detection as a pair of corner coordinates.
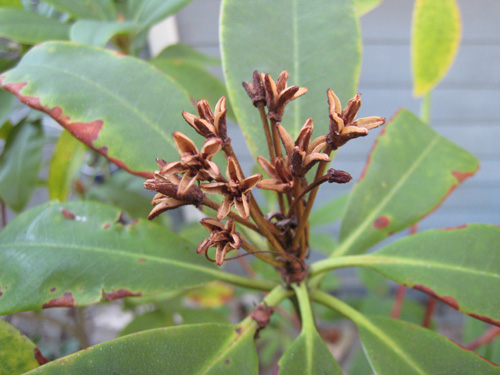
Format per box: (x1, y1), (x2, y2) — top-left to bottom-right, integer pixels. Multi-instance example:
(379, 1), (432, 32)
(145, 70), (384, 279)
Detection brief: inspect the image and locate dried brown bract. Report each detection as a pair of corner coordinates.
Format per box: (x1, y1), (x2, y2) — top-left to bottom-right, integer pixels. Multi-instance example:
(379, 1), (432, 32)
(277, 118), (330, 177)
(257, 156), (294, 193)
(326, 89), (385, 149)
(242, 70), (266, 106)
(159, 132), (222, 195)
(264, 71), (308, 122)
(197, 218), (242, 265)
(182, 96), (229, 145)
(144, 165), (204, 220)
(201, 157), (261, 220)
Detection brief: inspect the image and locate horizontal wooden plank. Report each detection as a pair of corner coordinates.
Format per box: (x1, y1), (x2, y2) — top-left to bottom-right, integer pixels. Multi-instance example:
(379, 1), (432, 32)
(361, 44), (500, 87)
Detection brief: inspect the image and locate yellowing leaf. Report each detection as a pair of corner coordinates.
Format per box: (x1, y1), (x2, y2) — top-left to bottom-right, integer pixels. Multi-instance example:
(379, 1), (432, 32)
(412, 0), (461, 96)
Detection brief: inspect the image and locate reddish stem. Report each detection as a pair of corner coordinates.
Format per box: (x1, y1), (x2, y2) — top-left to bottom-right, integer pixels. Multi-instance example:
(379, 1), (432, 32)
(422, 296), (436, 328)
(391, 284), (407, 319)
(466, 326), (500, 351)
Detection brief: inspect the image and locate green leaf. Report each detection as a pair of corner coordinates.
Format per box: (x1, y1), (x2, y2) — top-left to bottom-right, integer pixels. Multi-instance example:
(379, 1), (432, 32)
(0, 88), (14, 126)
(309, 194), (348, 227)
(358, 268), (388, 296)
(48, 130), (86, 201)
(275, 328), (342, 375)
(156, 43), (221, 66)
(0, 8), (69, 44)
(309, 232), (336, 255)
(349, 348), (373, 375)
(0, 121), (44, 211)
(24, 323), (258, 374)
(0, 201), (229, 314)
(335, 109), (479, 256)
(43, 0), (117, 21)
(412, 0), (461, 96)
(277, 283), (342, 375)
(463, 316), (488, 357)
(70, 20), (139, 47)
(359, 316), (500, 375)
(151, 58), (229, 115)
(87, 170), (163, 221)
(366, 224), (500, 326)
(0, 0), (23, 7)
(354, 0), (383, 16)
(0, 319), (43, 375)
(0, 41), (193, 178)
(127, 0), (194, 30)
(221, 0), (361, 158)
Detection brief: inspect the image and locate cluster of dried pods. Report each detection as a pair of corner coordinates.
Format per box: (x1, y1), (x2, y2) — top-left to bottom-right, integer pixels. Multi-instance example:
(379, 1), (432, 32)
(144, 70), (385, 281)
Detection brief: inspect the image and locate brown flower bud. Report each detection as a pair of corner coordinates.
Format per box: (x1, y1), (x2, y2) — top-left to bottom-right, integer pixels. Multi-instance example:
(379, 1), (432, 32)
(326, 168), (352, 184)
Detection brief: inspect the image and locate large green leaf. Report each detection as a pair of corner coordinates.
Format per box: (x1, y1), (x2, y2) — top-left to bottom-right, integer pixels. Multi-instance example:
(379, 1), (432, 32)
(0, 88), (14, 125)
(412, 0), (461, 96)
(335, 109), (478, 257)
(24, 323), (258, 374)
(0, 121), (44, 211)
(0, 319), (44, 375)
(276, 283), (342, 375)
(156, 43), (221, 66)
(0, 41), (194, 178)
(275, 328), (342, 375)
(366, 225), (500, 326)
(221, 0), (361, 158)
(0, 8), (69, 45)
(70, 20), (139, 47)
(43, 0), (117, 21)
(151, 58), (229, 114)
(48, 129), (86, 201)
(309, 194), (348, 227)
(127, 0), (194, 30)
(0, 201), (230, 314)
(359, 316), (500, 375)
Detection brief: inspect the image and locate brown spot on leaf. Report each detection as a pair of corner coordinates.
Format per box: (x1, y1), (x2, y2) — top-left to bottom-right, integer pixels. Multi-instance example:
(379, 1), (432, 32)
(235, 327), (242, 334)
(61, 208), (76, 220)
(105, 289), (142, 301)
(103, 223), (111, 229)
(373, 216), (390, 229)
(225, 359), (230, 365)
(42, 291), (75, 308)
(137, 258), (147, 263)
(0, 289), (3, 297)
(50, 287), (57, 293)
(452, 170), (475, 184)
(0, 77), (153, 179)
(413, 284), (459, 310)
(34, 348), (49, 365)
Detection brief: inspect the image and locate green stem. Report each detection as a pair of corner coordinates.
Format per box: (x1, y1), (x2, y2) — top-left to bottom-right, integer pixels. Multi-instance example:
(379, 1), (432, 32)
(420, 91), (432, 123)
(292, 282), (315, 332)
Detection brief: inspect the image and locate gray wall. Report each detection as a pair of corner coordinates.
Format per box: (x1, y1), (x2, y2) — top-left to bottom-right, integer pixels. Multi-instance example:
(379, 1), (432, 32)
(176, 0), (500, 230)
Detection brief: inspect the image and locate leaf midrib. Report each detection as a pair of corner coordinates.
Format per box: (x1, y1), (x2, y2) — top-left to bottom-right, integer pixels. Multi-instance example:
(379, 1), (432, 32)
(369, 254), (500, 280)
(0, 241), (220, 277)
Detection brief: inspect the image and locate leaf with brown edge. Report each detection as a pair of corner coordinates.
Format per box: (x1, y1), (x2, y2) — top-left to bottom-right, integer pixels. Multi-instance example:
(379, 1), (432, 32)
(333, 109), (479, 257)
(0, 41), (194, 179)
(0, 201), (233, 315)
(365, 225), (500, 327)
(0, 319), (46, 375)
